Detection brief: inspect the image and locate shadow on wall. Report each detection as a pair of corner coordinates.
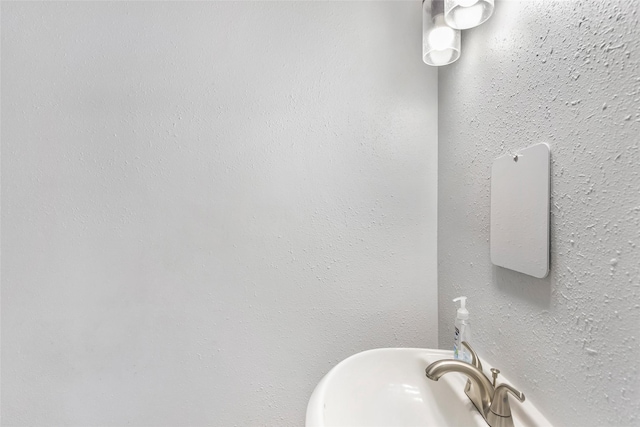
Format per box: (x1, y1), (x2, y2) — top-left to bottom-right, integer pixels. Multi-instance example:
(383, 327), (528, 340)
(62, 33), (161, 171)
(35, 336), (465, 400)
(492, 266), (551, 309)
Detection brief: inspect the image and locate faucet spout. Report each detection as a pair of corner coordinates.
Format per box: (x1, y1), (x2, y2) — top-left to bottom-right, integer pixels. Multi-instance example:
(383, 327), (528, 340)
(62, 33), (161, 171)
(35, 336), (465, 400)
(425, 359), (494, 416)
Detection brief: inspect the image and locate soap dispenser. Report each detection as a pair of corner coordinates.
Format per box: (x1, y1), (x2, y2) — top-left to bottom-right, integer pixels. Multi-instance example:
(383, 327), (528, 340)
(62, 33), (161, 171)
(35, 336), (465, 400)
(453, 296), (472, 363)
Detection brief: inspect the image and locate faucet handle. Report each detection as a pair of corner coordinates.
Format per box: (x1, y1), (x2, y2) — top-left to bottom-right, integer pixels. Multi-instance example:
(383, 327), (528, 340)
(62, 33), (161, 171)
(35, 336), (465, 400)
(461, 341), (483, 371)
(490, 383), (526, 417)
(490, 368), (500, 386)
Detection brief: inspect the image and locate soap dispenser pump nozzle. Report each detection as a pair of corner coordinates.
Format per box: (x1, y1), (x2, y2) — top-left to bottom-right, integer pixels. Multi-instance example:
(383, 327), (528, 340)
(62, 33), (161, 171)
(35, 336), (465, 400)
(453, 296), (469, 320)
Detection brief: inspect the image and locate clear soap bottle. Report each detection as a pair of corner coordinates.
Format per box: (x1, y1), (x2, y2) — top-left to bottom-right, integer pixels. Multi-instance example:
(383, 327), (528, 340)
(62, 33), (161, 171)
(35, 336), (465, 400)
(453, 296), (472, 363)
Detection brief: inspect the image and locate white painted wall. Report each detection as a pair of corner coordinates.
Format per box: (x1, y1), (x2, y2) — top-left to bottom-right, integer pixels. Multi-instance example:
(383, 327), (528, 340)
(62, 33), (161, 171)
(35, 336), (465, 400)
(1, 2), (438, 425)
(438, 0), (639, 426)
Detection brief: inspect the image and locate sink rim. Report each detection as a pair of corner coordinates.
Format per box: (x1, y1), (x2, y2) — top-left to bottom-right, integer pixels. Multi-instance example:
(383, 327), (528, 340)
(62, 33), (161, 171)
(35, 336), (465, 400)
(306, 347), (483, 427)
(306, 347), (553, 427)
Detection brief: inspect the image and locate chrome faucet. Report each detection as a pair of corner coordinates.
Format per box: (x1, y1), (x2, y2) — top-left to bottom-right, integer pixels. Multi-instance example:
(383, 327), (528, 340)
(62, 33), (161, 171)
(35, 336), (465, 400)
(425, 342), (525, 427)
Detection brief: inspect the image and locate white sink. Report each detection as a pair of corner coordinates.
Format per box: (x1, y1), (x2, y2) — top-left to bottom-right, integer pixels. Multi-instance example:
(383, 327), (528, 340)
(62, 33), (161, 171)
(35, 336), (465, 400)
(306, 348), (551, 427)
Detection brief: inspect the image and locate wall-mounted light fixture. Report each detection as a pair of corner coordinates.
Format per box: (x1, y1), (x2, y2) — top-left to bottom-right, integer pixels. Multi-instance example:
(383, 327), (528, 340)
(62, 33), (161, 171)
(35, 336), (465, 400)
(445, 0), (494, 29)
(422, 0), (460, 66)
(423, 0), (494, 66)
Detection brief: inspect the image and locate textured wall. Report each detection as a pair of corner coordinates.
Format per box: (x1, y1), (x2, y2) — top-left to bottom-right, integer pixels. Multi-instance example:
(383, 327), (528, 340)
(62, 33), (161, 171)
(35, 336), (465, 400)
(1, 2), (438, 425)
(438, 0), (639, 426)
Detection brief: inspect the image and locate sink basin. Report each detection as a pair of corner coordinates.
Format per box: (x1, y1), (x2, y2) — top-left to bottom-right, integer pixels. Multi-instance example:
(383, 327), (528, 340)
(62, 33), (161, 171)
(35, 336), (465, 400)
(306, 348), (551, 427)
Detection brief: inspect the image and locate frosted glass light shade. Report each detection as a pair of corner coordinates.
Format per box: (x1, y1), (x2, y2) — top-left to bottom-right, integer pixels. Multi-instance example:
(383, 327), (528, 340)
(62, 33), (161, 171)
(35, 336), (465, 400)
(423, 0), (460, 66)
(444, 0), (494, 29)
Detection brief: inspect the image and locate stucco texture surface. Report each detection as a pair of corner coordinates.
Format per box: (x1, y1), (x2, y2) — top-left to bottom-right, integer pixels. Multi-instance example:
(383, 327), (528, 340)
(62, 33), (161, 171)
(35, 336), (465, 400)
(438, 0), (639, 426)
